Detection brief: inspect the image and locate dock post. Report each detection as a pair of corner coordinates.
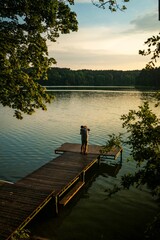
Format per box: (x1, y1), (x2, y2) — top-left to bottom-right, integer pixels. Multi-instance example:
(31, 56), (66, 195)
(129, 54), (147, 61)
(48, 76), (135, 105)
(97, 156), (101, 166)
(55, 196), (58, 215)
(82, 171), (85, 182)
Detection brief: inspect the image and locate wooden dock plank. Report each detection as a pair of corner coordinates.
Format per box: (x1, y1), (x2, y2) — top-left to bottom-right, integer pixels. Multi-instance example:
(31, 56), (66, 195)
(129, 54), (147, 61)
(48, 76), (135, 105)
(17, 152), (99, 192)
(55, 143), (102, 155)
(0, 186), (50, 239)
(55, 143), (122, 159)
(0, 149), (100, 240)
(0, 143), (122, 240)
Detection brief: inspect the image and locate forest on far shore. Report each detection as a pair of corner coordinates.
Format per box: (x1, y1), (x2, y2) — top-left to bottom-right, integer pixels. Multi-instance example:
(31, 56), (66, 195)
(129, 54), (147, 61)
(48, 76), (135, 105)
(37, 67), (160, 89)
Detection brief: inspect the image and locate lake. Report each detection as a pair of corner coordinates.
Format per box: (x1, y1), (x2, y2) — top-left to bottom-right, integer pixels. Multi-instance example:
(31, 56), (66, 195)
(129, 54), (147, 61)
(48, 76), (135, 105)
(0, 89), (159, 240)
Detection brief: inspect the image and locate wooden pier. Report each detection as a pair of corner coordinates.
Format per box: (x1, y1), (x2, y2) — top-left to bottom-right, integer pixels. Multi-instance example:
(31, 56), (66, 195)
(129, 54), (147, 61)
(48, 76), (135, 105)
(0, 143), (122, 240)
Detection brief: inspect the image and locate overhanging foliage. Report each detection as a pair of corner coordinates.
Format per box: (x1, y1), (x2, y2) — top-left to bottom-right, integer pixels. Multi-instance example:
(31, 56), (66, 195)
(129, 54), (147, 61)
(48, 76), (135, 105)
(0, 0), (78, 119)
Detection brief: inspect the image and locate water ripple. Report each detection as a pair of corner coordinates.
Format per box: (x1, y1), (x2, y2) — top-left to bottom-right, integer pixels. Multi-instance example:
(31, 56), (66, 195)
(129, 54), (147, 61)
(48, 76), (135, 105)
(0, 90), (159, 240)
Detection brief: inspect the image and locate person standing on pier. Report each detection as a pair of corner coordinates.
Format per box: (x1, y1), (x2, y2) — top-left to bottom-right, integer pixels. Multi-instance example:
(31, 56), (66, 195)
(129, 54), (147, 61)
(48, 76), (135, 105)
(80, 125), (90, 154)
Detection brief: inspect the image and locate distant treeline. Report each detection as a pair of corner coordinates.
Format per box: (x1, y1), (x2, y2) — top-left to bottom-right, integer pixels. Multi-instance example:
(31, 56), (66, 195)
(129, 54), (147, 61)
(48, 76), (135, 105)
(135, 67), (160, 89)
(37, 67), (160, 89)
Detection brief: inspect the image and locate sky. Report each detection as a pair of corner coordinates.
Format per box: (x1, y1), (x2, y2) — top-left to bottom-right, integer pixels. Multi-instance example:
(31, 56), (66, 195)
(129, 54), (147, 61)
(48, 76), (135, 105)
(48, 0), (160, 71)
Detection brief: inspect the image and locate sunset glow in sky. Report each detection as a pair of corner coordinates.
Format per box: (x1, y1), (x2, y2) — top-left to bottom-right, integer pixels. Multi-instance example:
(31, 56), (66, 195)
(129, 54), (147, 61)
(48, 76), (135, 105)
(48, 0), (159, 70)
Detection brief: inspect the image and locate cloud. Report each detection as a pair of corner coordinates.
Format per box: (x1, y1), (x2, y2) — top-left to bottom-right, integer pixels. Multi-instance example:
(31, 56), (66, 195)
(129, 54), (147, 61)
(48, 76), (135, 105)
(53, 48), (150, 70)
(129, 11), (160, 33)
(47, 0), (159, 70)
(48, 25), (151, 70)
(48, 25), (150, 55)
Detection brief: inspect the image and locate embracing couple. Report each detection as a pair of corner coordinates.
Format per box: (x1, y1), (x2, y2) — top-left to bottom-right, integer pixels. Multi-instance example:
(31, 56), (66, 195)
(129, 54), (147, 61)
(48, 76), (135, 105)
(80, 125), (90, 155)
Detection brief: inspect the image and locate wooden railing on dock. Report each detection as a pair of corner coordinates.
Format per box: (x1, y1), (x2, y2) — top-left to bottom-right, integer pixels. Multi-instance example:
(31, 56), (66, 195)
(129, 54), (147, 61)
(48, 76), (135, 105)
(59, 181), (85, 206)
(0, 143), (122, 240)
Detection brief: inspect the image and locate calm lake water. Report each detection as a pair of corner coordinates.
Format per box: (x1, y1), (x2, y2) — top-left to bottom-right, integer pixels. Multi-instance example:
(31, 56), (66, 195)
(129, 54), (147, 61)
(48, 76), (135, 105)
(0, 89), (159, 240)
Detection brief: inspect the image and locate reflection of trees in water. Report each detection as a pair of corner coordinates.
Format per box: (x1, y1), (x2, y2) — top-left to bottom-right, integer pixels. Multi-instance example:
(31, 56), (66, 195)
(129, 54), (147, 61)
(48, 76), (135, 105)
(140, 91), (155, 101)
